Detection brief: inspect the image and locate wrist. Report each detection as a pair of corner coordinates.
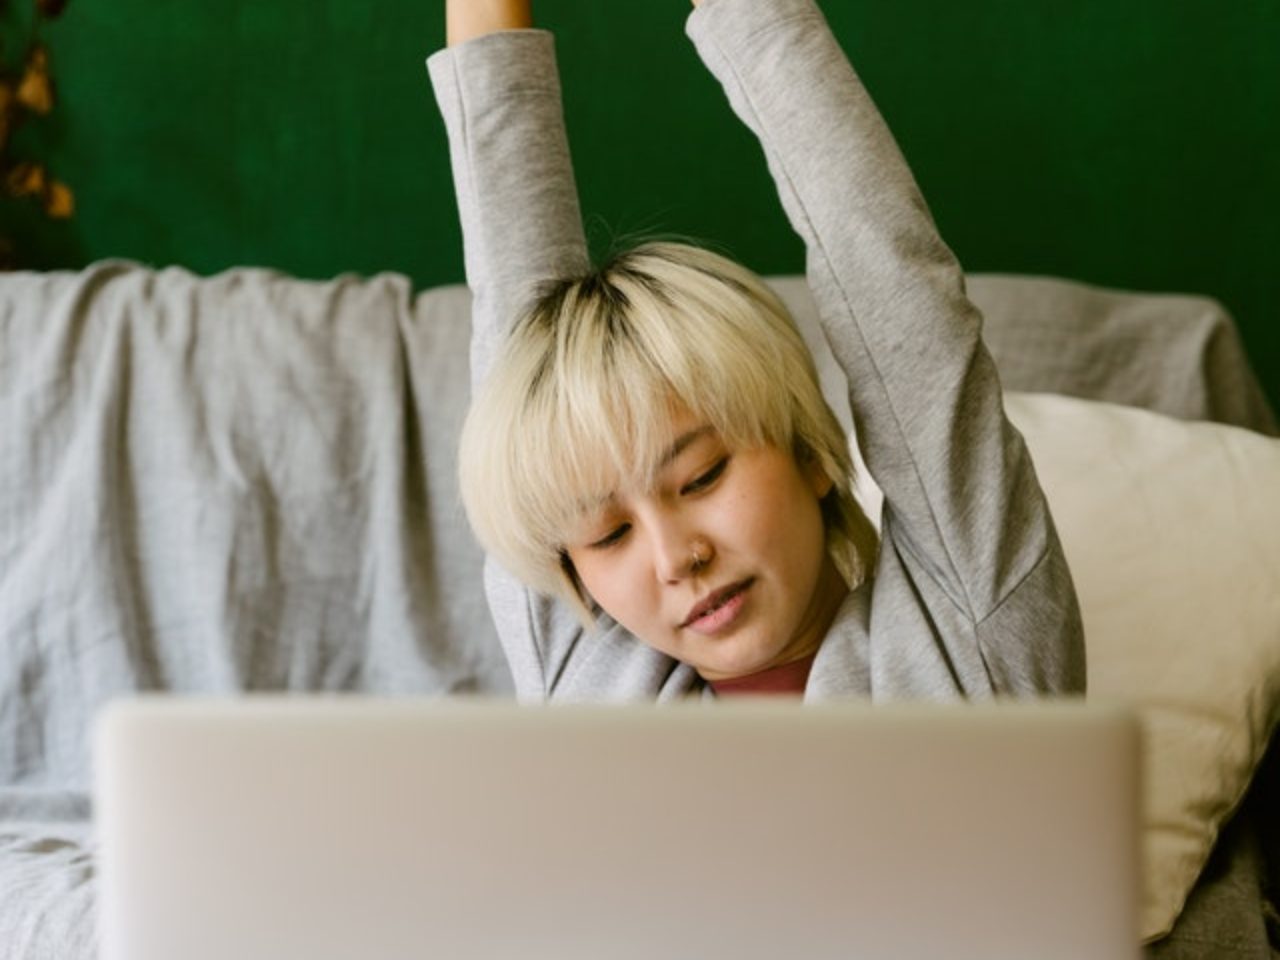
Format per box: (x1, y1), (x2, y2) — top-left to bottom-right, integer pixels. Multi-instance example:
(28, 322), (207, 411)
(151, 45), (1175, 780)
(446, 0), (533, 46)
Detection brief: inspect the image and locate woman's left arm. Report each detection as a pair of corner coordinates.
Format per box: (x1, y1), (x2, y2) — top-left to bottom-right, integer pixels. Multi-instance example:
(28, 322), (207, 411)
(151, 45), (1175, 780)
(686, 0), (1085, 695)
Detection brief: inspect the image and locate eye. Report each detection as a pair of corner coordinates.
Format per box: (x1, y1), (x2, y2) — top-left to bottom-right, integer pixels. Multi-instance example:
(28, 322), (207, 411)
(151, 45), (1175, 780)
(589, 523), (630, 550)
(681, 456), (729, 495)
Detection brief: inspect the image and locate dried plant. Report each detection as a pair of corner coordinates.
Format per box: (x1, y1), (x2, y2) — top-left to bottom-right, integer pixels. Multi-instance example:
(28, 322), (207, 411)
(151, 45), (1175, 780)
(1, 0), (74, 268)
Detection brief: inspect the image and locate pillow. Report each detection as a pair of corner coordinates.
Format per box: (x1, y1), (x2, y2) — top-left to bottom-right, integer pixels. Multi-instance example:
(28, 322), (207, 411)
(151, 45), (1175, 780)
(1003, 391), (1280, 942)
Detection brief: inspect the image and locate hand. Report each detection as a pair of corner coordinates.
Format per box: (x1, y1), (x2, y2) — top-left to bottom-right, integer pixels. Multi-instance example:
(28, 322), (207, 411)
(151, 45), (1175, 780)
(447, 0), (533, 46)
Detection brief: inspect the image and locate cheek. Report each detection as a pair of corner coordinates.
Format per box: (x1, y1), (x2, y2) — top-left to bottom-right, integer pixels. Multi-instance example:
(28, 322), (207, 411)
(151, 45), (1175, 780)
(721, 461), (825, 560)
(571, 551), (646, 624)
(716, 490), (777, 555)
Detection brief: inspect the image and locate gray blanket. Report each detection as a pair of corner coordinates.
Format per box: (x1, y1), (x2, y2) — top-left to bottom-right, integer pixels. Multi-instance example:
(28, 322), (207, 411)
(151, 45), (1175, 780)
(0, 262), (1274, 958)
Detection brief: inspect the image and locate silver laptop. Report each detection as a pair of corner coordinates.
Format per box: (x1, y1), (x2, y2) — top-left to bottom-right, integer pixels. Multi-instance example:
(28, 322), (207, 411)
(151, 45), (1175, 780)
(95, 697), (1141, 960)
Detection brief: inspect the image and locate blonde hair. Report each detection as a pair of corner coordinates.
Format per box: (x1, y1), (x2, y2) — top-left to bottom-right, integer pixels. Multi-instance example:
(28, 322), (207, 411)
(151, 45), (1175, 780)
(458, 240), (879, 625)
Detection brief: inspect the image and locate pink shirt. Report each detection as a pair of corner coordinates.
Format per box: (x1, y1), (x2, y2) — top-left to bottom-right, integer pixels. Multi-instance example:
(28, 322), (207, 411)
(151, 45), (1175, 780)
(708, 653), (817, 698)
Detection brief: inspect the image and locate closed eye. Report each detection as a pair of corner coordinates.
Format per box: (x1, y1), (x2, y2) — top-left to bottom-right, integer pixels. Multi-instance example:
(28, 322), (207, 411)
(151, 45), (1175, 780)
(589, 523), (630, 550)
(681, 457), (729, 495)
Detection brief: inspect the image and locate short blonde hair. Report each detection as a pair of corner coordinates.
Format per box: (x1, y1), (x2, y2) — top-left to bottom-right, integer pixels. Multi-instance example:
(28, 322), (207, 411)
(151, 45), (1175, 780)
(458, 241), (878, 624)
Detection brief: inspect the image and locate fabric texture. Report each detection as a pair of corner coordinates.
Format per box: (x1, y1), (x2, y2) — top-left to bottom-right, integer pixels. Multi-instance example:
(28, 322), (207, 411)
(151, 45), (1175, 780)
(1147, 807), (1274, 960)
(428, 0), (1085, 705)
(708, 652), (816, 697)
(0, 262), (506, 795)
(967, 276), (1276, 435)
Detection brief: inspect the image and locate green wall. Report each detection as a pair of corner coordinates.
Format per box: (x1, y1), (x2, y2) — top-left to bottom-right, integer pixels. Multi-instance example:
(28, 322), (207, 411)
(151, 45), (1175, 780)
(9, 1), (1279, 409)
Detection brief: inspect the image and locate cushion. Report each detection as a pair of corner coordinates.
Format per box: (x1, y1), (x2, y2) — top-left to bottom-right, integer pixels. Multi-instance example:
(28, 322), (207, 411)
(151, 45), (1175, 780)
(1004, 391), (1280, 942)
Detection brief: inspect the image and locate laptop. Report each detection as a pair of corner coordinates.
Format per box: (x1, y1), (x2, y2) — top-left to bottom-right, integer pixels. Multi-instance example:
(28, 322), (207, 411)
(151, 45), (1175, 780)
(95, 697), (1141, 960)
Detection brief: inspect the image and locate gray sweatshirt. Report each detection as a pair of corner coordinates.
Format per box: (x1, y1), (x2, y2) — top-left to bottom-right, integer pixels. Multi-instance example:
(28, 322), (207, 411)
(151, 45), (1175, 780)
(427, 0), (1086, 703)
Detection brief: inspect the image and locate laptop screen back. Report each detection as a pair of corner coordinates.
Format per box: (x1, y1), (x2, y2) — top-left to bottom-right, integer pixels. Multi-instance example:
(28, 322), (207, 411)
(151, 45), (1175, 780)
(95, 698), (1140, 960)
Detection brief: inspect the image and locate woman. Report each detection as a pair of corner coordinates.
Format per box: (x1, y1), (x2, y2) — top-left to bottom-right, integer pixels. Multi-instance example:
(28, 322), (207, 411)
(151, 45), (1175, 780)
(428, 0), (1086, 701)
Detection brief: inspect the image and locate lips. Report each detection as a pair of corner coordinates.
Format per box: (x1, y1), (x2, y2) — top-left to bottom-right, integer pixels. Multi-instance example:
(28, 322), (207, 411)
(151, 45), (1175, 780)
(681, 578), (754, 629)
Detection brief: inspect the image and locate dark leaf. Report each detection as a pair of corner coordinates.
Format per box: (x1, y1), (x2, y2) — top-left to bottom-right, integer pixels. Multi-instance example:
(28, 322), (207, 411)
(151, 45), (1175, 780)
(5, 160), (46, 197)
(36, 0), (69, 18)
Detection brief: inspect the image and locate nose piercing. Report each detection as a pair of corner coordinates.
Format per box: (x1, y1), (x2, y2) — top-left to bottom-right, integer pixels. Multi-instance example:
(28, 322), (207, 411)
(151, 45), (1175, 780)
(690, 541), (710, 571)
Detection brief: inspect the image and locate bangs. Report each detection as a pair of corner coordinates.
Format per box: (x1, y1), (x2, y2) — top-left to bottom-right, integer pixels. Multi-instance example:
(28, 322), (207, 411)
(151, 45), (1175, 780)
(514, 250), (812, 546)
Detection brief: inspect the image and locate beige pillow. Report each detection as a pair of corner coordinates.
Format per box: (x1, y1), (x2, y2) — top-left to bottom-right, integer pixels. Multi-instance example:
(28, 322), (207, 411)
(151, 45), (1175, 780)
(1003, 391), (1280, 942)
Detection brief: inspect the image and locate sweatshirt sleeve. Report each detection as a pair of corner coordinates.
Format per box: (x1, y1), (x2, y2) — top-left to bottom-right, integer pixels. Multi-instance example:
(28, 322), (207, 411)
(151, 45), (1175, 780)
(427, 31), (590, 391)
(686, 0), (1086, 694)
(426, 32), (585, 700)
(427, 32), (701, 701)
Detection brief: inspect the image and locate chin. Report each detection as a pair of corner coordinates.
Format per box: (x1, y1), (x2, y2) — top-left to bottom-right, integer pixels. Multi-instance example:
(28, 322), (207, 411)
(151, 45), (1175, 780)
(697, 640), (776, 682)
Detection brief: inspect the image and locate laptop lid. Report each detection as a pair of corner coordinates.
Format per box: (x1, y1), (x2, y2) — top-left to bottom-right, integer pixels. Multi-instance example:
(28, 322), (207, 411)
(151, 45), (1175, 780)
(95, 697), (1140, 960)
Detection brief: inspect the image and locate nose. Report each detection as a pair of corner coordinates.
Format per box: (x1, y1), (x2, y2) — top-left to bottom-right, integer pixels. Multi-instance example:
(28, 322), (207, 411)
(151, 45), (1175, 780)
(650, 516), (713, 584)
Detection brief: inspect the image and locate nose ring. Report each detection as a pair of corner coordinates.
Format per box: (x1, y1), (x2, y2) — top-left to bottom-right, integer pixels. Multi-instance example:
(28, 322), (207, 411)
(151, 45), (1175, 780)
(690, 540), (710, 572)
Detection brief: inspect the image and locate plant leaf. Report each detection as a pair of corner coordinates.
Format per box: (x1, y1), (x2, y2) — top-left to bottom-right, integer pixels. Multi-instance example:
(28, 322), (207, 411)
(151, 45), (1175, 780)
(44, 178), (73, 217)
(17, 45), (54, 114)
(5, 161), (46, 197)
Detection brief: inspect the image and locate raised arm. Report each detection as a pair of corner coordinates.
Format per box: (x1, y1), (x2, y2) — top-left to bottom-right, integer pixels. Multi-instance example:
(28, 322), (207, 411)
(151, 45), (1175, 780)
(686, 0), (1085, 694)
(428, 5), (700, 701)
(428, 3), (587, 699)
(431, 0), (589, 390)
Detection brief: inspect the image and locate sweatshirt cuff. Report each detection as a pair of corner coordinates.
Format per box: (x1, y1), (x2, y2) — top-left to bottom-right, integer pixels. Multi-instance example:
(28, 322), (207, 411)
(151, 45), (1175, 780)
(686, 0), (826, 53)
(426, 29), (562, 120)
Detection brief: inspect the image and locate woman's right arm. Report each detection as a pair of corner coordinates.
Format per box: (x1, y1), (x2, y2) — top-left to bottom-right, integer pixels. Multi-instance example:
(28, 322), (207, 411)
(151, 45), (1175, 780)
(429, 3), (588, 699)
(428, 5), (695, 701)
(431, 0), (588, 390)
